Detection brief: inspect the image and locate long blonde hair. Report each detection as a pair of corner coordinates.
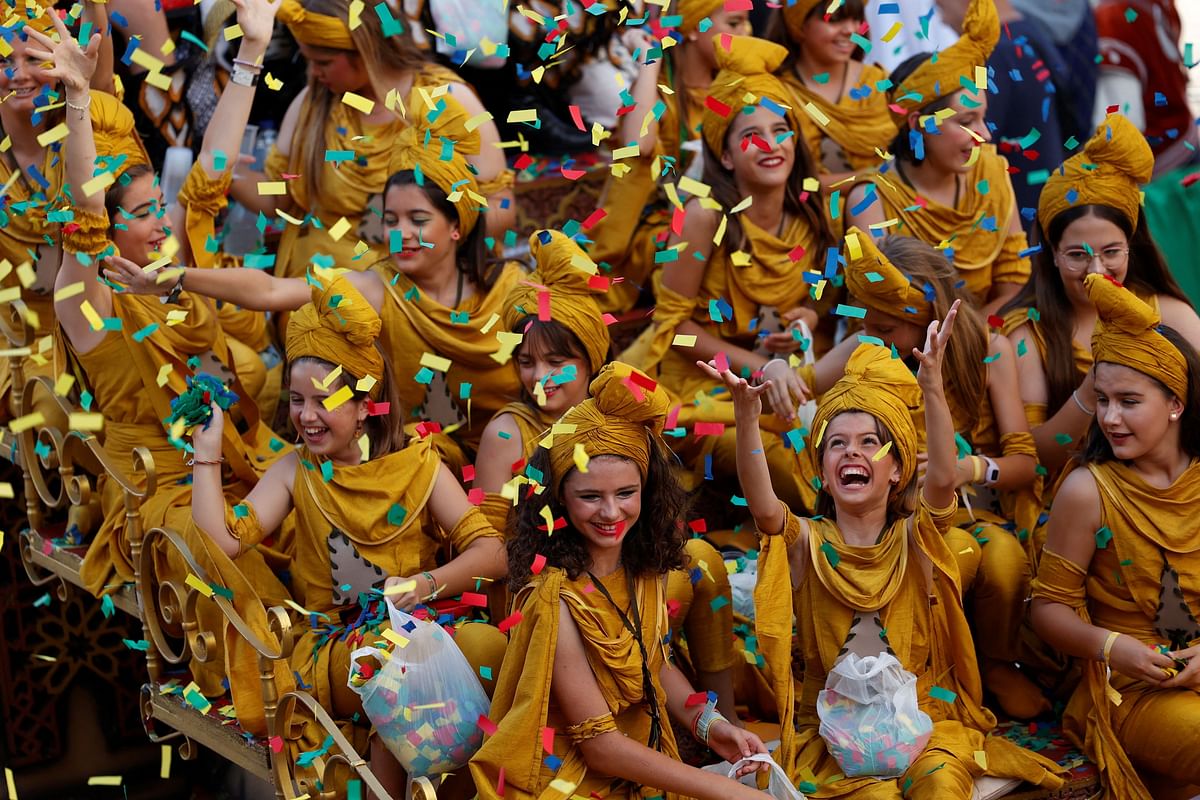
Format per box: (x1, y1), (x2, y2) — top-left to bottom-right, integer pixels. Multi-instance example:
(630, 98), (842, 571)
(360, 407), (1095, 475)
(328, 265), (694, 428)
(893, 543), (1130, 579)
(878, 235), (988, 436)
(293, 0), (429, 204)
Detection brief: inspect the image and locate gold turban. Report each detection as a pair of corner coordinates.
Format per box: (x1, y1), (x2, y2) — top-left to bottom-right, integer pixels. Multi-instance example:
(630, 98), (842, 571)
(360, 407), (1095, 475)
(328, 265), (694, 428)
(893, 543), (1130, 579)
(811, 344), (922, 490)
(701, 36), (802, 158)
(2, 0), (59, 36)
(843, 226), (934, 325)
(1087, 274), (1188, 401)
(547, 362), (670, 496)
(888, 0), (998, 126)
(277, 0), (355, 49)
(675, 0), (724, 33)
(782, 0), (828, 42)
(386, 89), (483, 236)
(1037, 114), (1152, 234)
(504, 230), (610, 373)
(286, 273), (385, 397)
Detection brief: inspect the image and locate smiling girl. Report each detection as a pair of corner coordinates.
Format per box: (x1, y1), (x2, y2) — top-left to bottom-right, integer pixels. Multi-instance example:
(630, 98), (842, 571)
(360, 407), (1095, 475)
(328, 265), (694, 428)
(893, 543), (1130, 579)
(1001, 113), (1200, 476)
(189, 273), (506, 794)
(843, 0), (1029, 316)
(623, 35), (835, 505)
(224, 0), (513, 281)
(1031, 274), (1200, 799)
(471, 362), (771, 800)
(771, 0), (895, 182)
(108, 87), (527, 463)
(709, 317), (1066, 797)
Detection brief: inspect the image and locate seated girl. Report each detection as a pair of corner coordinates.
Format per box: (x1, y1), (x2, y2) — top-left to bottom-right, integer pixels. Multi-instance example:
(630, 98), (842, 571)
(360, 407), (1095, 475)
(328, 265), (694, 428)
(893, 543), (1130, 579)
(1031, 274), (1200, 800)
(478, 229), (742, 723)
(190, 273), (507, 794)
(470, 362), (771, 800)
(705, 322), (1066, 796)
(842, 0), (1030, 316)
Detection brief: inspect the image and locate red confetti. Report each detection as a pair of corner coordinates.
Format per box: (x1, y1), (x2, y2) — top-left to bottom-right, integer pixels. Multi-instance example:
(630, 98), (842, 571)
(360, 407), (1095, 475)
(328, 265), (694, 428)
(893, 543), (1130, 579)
(788, 245), (807, 262)
(461, 591), (489, 607)
(705, 95), (732, 118)
(467, 487), (485, 505)
(601, 312), (618, 325)
(478, 714), (498, 736)
(537, 290), (552, 321)
(714, 351), (730, 372)
(684, 691), (709, 708)
(987, 314), (1004, 329)
(693, 422), (726, 437)
(498, 766), (506, 796)
(688, 518), (708, 533)
(671, 205), (686, 236)
(587, 275), (611, 291)
(498, 611), (523, 633)
(1181, 171), (1200, 188)
(269, 736), (284, 753)
(531, 553), (547, 574)
(414, 421), (443, 438)
(582, 208), (607, 229)
(665, 403), (681, 430)
(542, 726), (555, 754)
(561, 165), (587, 180)
(628, 370), (658, 392)
(366, 400), (390, 416)
(462, 464), (476, 482)
(514, 154), (534, 171)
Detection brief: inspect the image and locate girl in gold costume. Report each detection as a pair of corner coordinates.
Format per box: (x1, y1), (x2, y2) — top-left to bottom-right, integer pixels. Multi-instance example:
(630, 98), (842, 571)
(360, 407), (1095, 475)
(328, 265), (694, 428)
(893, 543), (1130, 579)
(108, 88), (526, 462)
(190, 273), (506, 794)
(41, 0), (288, 706)
(1002, 113), (1200, 477)
(471, 362), (771, 800)
(622, 35), (835, 506)
(708, 309), (1066, 797)
(843, 0), (1029, 316)
(771, 0), (895, 181)
(227, 0), (514, 280)
(1032, 274), (1200, 800)
(588, 0), (751, 312)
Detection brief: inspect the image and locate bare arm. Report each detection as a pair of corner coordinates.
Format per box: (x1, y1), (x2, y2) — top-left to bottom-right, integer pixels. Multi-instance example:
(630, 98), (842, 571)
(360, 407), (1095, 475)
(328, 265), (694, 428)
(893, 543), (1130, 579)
(616, 30), (664, 151)
(984, 281), (1021, 318)
(1007, 323), (1095, 472)
(424, 464), (508, 593)
(1158, 295), (1200, 354)
(843, 181), (886, 231)
(474, 413), (526, 494)
(1030, 468), (1174, 685)
(447, 84), (517, 236)
(552, 604), (767, 799)
(915, 303), (959, 510)
(84, 0), (115, 95)
(229, 87), (306, 213)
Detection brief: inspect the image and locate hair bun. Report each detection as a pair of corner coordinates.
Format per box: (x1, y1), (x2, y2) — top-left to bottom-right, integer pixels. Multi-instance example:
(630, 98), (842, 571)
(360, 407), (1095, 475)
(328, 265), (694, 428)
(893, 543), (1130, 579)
(1085, 273), (1159, 334)
(1084, 114), (1154, 186)
(587, 362), (670, 434)
(528, 230), (605, 298)
(713, 35), (789, 77)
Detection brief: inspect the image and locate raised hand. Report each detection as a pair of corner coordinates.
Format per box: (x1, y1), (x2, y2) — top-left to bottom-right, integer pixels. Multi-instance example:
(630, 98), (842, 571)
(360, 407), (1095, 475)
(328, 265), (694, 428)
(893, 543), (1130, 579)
(24, 12), (101, 94)
(190, 401), (226, 463)
(913, 299), (960, 394)
(103, 256), (182, 295)
(695, 359), (771, 421)
(232, 0), (283, 47)
(759, 358), (811, 421)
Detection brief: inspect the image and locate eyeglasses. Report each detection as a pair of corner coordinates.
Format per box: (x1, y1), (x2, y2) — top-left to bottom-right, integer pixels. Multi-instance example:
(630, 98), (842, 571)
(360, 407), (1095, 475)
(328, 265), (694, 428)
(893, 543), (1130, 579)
(1055, 246), (1129, 273)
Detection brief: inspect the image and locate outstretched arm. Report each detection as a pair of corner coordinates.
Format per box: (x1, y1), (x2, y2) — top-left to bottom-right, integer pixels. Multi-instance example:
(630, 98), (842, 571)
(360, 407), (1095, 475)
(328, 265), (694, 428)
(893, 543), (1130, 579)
(913, 300), (959, 510)
(695, 361), (785, 535)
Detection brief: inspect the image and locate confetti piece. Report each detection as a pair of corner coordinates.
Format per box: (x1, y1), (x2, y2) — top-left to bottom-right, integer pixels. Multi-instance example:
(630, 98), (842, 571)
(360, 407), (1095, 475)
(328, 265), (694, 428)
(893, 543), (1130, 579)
(322, 385), (354, 411)
(256, 181), (288, 195)
(672, 334), (697, 347)
(383, 628), (410, 648)
(87, 776), (123, 786)
(161, 745), (172, 779)
(871, 440), (893, 461)
(573, 442), (589, 473)
(929, 685), (957, 704)
(5, 767), (16, 800)
(341, 91), (375, 114)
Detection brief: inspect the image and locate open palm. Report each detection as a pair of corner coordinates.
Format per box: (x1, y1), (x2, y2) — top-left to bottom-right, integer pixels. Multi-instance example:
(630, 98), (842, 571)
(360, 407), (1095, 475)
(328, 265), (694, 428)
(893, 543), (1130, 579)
(24, 12), (100, 93)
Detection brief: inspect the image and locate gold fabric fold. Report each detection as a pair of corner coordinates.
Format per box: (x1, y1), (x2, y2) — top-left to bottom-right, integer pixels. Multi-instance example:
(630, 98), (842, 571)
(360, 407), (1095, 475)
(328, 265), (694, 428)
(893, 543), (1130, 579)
(782, 63), (895, 172)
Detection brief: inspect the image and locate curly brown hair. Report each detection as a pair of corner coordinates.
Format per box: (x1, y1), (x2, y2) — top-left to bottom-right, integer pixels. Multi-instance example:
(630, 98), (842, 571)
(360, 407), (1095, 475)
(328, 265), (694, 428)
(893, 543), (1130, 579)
(506, 442), (690, 591)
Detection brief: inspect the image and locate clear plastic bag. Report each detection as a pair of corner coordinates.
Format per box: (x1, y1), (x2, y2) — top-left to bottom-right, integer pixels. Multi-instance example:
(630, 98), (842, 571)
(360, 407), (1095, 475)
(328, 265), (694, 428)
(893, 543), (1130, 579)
(348, 600), (491, 777)
(428, 0), (508, 68)
(701, 753), (807, 799)
(816, 653), (932, 778)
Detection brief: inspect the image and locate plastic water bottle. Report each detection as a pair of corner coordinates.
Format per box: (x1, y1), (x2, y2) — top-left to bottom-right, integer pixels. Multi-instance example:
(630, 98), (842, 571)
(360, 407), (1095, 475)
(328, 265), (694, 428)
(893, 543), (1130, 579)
(252, 122), (276, 172)
(160, 146), (194, 209)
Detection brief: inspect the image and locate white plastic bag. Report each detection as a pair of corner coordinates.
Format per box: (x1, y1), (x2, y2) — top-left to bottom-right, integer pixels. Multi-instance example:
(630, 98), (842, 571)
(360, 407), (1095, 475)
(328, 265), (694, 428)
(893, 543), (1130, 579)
(816, 653), (932, 778)
(347, 600), (491, 777)
(701, 753), (806, 799)
(429, 0), (508, 67)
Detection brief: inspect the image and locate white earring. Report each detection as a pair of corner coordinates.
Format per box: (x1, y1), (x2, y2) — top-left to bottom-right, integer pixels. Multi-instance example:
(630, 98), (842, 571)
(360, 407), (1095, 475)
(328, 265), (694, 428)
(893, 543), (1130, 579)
(1171, 413), (1179, 421)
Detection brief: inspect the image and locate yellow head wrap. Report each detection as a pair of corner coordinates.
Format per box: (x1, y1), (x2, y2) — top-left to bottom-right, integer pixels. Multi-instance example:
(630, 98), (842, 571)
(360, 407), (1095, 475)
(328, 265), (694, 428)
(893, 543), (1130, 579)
(503, 230), (610, 374)
(888, 0), (998, 126)
(548, 362), (669, 496)
(811, 344), (921, 490)
(385, 89), (483, 236)
(701, 36), (802, 158)
(2, 0), (59, 37)
(1037, 114), (1152, 235)
(675, 0), (725, 33)
(286, 273), (385, 397)
(277, 0), (355, 49)
(782, 0), (829, 42)
(1087, 274), (1188, 401)
(844, 227), (935, 326)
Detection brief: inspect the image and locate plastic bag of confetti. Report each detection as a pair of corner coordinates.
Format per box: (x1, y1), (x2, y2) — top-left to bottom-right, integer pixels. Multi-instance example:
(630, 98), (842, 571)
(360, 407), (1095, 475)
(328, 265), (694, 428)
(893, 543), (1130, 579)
(347, 600), (490, 777)
(816, 653), (932, 778)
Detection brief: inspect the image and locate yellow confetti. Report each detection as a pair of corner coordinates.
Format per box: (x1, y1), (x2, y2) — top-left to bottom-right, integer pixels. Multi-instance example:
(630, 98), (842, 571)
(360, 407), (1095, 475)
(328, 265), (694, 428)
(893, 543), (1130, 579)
(264, 72), (283, 91)
(185, 573), (213, 598)
(974, 65), (987, 92)
(871, 440), (893, 461)
(87, 776), (123, 787)
(68, 413), (104, 432)
(573, 442), (589, 473)
(548, 779), (578, 795)
(79, 299), (104, 331)
(160, 745), (172, 779)
(355, 374), (377, 393)
(490, 330), (523, 365)
(729, 195), (753, 214)
(4, 769), (15, 799)
(974, 750), (988, 771)
(802, 177), (820, 193)
(155, 363), (173, 387)
(9, 412), (44, 433)
(419, 352), (452, 372)
(316, 364), (343, 389)
(677, 175), (711, 198)
(881, 21), (902, 42)
(611, 144), (640, 160)
(464, 111), (494, 132)
(540, 504), (556, 536)
(322, 384), (353, 411)
(814, 419), (828, 448)
(384, 580), (417, 597)
(383, 628), (410, 648)
(145, 71), (171, 91)
(348, 0), (363, 28)
(342, 91), (375, 114)
(672, 334), (697, 347)
(328, 216), (352, 242)
(845, 231), (862, 260)
(81, 170), (115, 197)
(35, 122), (68, 147)
(223, 23), (243, 40)
(256, 181), (288, 195)
(506, 108), (538, 125)
(53, 373), (75, 396)
(130, 49), (165, 73)
(803, 102), (830, 127)
(0, 482), (12, 498)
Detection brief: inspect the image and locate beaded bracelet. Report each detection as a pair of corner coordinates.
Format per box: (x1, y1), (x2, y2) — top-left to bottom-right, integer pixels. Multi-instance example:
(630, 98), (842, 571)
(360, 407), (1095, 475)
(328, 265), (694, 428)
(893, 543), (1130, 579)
(422, 571), (440, 602)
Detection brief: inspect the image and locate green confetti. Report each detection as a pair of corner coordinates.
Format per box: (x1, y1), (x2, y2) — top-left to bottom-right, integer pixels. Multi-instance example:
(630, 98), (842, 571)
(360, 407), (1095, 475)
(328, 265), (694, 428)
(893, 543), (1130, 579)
(1095, 526), (1113, 549)
(1054, 433), (1073, 445)
(929, 685), (957, 704)
(387, 504), (408, 526)
(820, 541), (840, 569)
